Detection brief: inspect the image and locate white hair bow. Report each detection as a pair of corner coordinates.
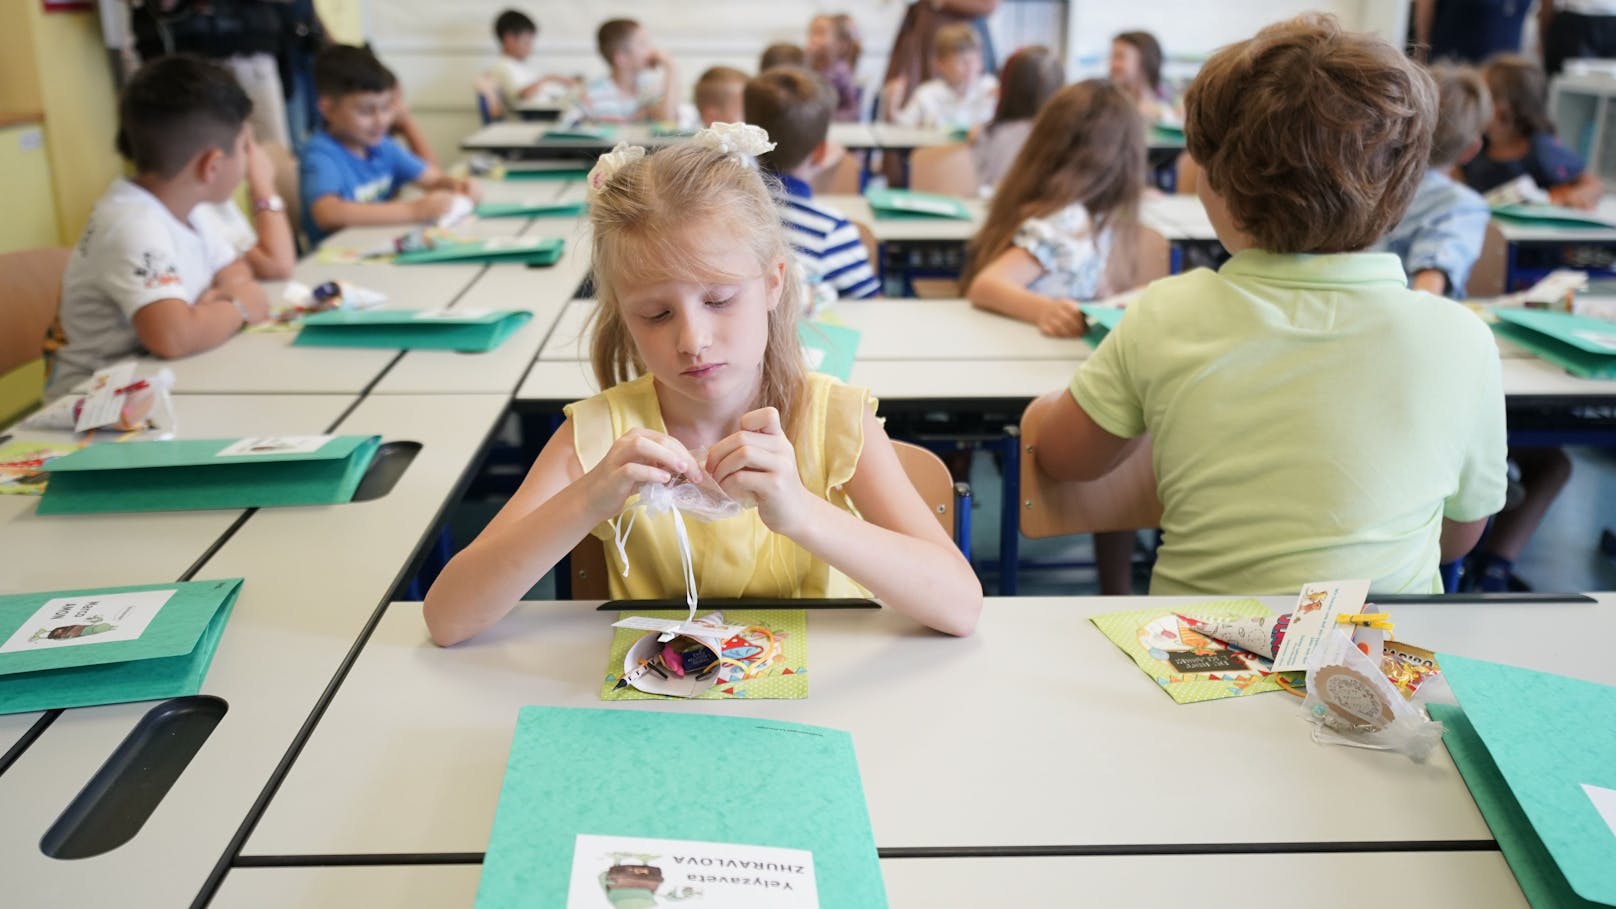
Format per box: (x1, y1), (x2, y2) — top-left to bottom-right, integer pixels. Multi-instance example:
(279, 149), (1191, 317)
(692, 122), (776, 167)
(586, 142), (647, 200)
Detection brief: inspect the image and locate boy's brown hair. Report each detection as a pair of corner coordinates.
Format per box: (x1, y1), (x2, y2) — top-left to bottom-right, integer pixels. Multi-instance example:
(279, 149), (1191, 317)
(934, 23), (980, 59)
(760, 42), (807, 71)
(1429, 63), (1492, 167)
(744, 66), (833, 174)
(695, 66), (748, 112)
(597, 18), (640, 64)
(1184, 14), (1435, 254)
(1482, 53), (1555, 139)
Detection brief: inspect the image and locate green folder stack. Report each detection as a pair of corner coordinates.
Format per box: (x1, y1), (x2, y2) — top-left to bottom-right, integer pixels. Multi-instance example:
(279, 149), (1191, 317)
(799, 320), (861, 381)
(1080, 304), (1126, 348)
(476, 706), (888, 908)
(1490, 308), (1616, 378)
(499, 163), (590, 181)
(294, 308), (532, 352)
(0, 579), (244, 715)
(1428, 655), (1616, 909)
(1490, 203), (1616, 229)
(864, 188), (974, 220)
(474, 200), (587, 219)
(38, 435), (379, 515)
(393, 236), (565, 266)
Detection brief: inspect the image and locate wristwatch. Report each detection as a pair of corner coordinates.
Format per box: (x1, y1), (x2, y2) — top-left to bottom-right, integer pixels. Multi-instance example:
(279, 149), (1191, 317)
(252, 194), (286, 214)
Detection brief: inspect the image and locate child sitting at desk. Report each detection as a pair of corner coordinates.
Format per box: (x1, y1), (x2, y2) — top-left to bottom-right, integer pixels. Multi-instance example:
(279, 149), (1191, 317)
(971, 45), (1065, 191)
(1462, 53), (1604, 209)
(962, 79), (1144, 595)
(488, 9), (575, 117)
(202, 135), (296, 280)
(807, 13), (864, 123)
(1021, 14), (1508, 595)
(745, 67), (881, 300)
(300, 45), (477, 246)
(422, 129), (982, 644)
(47, 55), (272, 399)
(1110, 31), (1173, 124)
(887, 23), (998, 132)
(576, 18), (681, 124)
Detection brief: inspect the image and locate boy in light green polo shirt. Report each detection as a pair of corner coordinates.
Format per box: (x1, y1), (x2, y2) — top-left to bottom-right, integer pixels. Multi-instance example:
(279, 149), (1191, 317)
(1020, 14), (1508, 595)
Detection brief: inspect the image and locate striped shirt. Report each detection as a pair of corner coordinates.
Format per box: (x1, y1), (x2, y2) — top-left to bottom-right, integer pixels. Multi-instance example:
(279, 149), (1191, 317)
(775, 174), (881, 299)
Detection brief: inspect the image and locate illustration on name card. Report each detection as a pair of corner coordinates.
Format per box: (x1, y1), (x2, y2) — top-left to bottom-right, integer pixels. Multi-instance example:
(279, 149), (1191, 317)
(0, 589), (178, 654)
(568, 834), (818, 908)
(216, 436), (333, 457)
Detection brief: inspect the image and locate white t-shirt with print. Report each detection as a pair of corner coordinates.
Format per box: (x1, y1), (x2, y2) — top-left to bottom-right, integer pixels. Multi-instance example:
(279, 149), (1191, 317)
(48, 179), (239, 397)
(203, 200), (258, 257)
(895, 74), (998, 131)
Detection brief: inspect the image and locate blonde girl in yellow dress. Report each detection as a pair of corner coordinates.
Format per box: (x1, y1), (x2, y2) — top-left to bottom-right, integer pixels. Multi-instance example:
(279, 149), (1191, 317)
(424, 125), (982, 645)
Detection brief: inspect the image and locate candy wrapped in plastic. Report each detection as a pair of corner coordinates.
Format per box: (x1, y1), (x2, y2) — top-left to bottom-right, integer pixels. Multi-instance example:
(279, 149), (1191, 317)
(1302, 629), (1445, 762)
(276, 280), (387, 322)
(20, 367), (176, 437)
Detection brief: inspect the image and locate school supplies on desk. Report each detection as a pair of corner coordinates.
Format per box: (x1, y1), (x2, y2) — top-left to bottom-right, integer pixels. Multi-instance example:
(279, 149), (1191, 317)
(798, 320), (860, 381)
(0, 440), (81, 496)
(1079, 289), (1141, 348)
(0, 579), (243, 715)
(863, 188), (973, 220)
(37, 434), (379, 515)
(293, 307), (532, 352)
(393, 236), (565, 266)
(1428, 656), (1616, 908)
(1490, 308), (1616, 378)
(602, 609), (807, 700)
(543, 124), (618, 142)
(496, 162), (591, 181)
(476, 706), (887, 908)
(1490, 202), (1616, 230)
(1092, 599), (1293, 703)
(473, 199), (587, 219)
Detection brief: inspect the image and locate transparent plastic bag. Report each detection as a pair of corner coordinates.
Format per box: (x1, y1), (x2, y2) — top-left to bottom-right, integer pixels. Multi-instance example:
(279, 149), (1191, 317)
(608, 458), (746, 621)
(1302, 629), (1445, 762)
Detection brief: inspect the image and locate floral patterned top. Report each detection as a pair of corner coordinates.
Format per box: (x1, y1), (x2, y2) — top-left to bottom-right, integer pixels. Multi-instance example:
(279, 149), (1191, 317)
(1012, 201), (1113, 301)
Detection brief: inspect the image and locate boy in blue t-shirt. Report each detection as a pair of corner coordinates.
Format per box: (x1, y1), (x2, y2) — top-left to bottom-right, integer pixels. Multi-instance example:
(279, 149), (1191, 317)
(301, 45), (477, 245)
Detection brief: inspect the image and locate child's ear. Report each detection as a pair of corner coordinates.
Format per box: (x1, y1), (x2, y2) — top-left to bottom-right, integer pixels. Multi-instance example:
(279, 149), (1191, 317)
(764, 256), (787, 311)
(1458, 136), (1484, 166)
(194, 147), (224, 185)
(317, 96), (335, 124)
(809, 140), (830, 167)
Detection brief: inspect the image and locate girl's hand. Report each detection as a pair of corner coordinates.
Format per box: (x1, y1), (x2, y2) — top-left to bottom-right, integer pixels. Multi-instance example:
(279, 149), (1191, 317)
(1037, 299), (1088, 338)
(581, 428), (701, 521)
(705, 407), (812, 536)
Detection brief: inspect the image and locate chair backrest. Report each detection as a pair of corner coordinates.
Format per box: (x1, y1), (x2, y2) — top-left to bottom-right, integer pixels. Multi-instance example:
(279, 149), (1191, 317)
(0, 247), (70, 379)
(261, 141), (303, 251)
(1174, 151), (1201, 195)
(908, 143), (979, 196)
(813, 150), (864, 196)
(566, 438), (959, 599)
(1019, 429), (1163, 539)
(1466, 220), (1508, 298)
(850, 218), (879, 277)
(1107, 224), (1170, 293)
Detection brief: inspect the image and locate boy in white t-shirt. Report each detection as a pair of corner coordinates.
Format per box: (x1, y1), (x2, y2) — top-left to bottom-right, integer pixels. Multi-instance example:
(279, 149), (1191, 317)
(890, 23), (998, 131)
(203, 135), (296, 280)
(48, 55), (271, 399)
(574, 18), (680, 124)
(488, 9), (573, 117)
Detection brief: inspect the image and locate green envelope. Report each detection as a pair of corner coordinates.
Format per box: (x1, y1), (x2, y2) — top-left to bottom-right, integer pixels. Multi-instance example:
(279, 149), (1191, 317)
(1429, 655), (1616, 908)
(1080, 304), (1126, 348)
(1490, 203), (1616, 229)
(864, 188), (973, 220)
(393, 236), (565, 266)
(1490, 308), (1616, 378)
(0, 578), (243, 715)
(799, 320), (861, 381)
(38, 435), (379, 515)
(476, 706), (888, 908)
(473, 200), (586, 219)
(294, 308), (533, 352)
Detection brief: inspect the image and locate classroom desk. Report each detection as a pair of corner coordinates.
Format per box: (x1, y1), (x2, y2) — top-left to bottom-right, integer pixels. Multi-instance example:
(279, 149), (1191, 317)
(238, 595), (1616, 860)
(470, 174), (583, 208)
(0, 394), (508, 909)
(512, 98), (566, 121)
(208, 851), (1526, 908)
(318, 208), (531, 256)
(459, 122), (680, 159)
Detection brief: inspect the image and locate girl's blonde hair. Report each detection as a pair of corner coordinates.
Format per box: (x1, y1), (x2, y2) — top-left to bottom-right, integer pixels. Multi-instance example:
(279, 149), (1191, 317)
(588, 142), (809, 434)
(962, 80), (1145, 290)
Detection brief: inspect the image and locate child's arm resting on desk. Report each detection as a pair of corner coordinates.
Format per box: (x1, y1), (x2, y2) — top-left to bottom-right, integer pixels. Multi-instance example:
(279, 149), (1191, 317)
(423, 420), (702, 646)
(705, 407), (983, 636)
(131, 258), (269, 358)
(966, 246), (1088, 337)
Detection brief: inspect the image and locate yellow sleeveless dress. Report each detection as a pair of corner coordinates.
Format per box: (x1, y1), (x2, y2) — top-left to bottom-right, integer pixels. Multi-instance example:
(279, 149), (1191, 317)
(563, 373), (875, 600)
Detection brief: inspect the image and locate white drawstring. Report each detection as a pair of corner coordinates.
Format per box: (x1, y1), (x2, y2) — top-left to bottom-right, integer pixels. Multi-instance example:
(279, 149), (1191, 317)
(608, 498), (699, 624)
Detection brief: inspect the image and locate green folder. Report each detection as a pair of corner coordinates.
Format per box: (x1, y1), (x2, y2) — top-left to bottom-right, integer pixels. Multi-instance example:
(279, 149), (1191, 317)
(476, 706), (888, 908)
(294, 308), (532, 352)
(1080, 304), (1126, 348)
(0, 578), (243, 715)
(473, 200), (586, 219)
(499, 163), (590, 181)
(1148, 122), (1186, 147)
(864, 188), (973, 220)
(799, 320), (861, 381)
(38, 435), (379, 515)
(1429, 654), (1616, 908)
(393, 236), (565, 266)
(1490, 308), (1616, 378)
(1490, 203), (1616, 229)
(543, 125), (618, 142)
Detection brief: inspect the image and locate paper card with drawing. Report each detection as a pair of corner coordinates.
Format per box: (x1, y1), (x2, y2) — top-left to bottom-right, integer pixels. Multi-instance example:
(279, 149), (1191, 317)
(1269, 579), (1370, 672)
(215, 436), (335, 457)
(0, 588), (176, 654)
(566, 834), (818, 909)
(1091, 599), (1292, 704)
(602, 610), (807, 701)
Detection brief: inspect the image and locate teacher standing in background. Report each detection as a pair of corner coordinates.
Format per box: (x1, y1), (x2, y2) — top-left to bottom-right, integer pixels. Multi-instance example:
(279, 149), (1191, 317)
(881, 0), (1001, 117)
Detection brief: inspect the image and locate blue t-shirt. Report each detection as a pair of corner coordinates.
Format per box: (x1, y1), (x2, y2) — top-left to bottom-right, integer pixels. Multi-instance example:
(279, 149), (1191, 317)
(1373, 170), (1490, 299)
(1461, 133), (1586, 195)
(299, 130), (426, 244)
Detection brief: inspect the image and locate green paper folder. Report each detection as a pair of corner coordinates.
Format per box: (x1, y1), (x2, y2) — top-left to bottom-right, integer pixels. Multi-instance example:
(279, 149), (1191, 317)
(0, 579), (243, 715)
(1490, 308), (1616, 378)
(864, 188), (973, 220)
(474, 200), (587, 219)
(1490, 203), (1616, 229)
(500, 163), (590, 181)
(543, 125), (618, 142)
(294, 308), (533, 352)
(476, 706), (888, 908)
(1148, 123), (1186, 147)
(37, 435), (379, 515)
(1430, 655), (1616, 908)
(393, 236), (565, 266)
(1080, 304), (1126, 348)
(799, 320), (861, 381)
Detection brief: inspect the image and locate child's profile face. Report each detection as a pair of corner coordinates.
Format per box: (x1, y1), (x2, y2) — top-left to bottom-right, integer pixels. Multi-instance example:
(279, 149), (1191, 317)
(1109, 40), (1142, 91)
(205, 124), (251, 203)
(936, 49), (983, 90)
(322, 90), (397, 148)
(808, 18), (835, 62)
(615, 228), (784, 412)
(503, 30), (535, 60)
(618, 27), (654, 69)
